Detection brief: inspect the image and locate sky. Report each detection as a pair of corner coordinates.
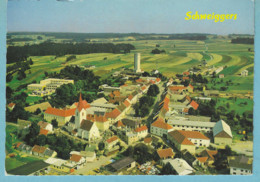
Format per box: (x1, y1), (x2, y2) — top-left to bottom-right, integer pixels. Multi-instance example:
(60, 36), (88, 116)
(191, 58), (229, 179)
(7, 0), (254, 35)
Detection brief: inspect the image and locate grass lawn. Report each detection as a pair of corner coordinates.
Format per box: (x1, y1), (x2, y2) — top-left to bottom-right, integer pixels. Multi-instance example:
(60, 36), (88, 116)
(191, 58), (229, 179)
(215, 97), (253, 115)
(5, 158), (25, 172)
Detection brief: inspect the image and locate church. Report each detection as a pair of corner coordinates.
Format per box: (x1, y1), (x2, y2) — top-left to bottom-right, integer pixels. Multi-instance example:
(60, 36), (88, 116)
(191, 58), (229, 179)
(73, 93), (100, 141)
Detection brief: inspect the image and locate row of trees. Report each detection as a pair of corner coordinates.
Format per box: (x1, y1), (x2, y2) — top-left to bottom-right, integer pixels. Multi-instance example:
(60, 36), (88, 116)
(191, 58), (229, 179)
(151, 48), (166, 54)
(7, 42), (135, 63)
(231, 37), (254, 44)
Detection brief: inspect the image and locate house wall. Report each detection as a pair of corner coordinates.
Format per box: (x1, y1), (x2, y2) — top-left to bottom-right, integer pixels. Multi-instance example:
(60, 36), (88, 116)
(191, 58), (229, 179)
(95, 121), (109, 131)
(188, 138), (210, 147)
(171, 125), (213, 133)
(230, 167), (252, 175)
(44, 113), (71, 126)
(151, 126), (173, 137)
(214, 137), (232, 145)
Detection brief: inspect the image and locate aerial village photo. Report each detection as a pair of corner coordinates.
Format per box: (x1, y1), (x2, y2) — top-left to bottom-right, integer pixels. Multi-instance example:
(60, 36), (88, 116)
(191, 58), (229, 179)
(5, 0), (254, 176)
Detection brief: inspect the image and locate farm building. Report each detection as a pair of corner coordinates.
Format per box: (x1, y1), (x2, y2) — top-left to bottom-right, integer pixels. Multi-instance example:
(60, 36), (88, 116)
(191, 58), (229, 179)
(213, 120), (233, 145)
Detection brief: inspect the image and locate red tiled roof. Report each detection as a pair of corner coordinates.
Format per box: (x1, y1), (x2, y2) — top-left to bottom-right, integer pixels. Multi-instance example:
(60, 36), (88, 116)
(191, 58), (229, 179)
(186, 96), (191, 102)
(135, 125), (148, 133)
(169, 86), (186, 91)
(178, 130), (210, 140)
(197, 157), (208, 163)
(183, 77), (189, 80)
(87, 114), (107, 123)
(8, 103), (16, 108)
(168, 130), (194, 145)
(150, 80), (156, 84)
(32, 145), (46, 154)
(144, 137), (152, 143)
(188, 84), (194, 89)
(190, 100), (199, 110)
(106, 108), (121, 119)
(45, 107), (76, 117)
(113, 90), (121, 97)
(77, 93), (91, 112)
(141, 86), (147, 91)
(127, 95), (133, 101)
(114, 120), (125, 128)
(123, 99), (131, 107)
(151, 119), (173, 130)
(39, 128), (49, 136)
(136, 78), (143, 83)
(183, 108), (189, 113)
(106, 136), (118, 144)
(200, 150), (218, 160)
(157, 148), (175, 159)
(183, 71), (190, 76)
(156, 78), (161, 82)
(70, 154), (82, 162)
(38, 121), (49, 129)
(16, 142), (22, 148)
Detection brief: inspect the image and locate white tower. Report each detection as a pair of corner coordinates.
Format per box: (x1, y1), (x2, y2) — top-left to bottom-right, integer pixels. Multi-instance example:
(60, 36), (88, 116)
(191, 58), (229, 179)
(134, 53), (141, 73)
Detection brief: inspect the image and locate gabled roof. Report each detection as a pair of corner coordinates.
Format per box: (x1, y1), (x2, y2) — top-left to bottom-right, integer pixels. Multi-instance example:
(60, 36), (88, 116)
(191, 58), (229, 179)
(80, 120), (94, 131)
(144, 137), (152, 144)
(117, 104), (127, 112)
(106, 136), (118, 144)
(213, 119), (232, 138)
(39, 128), (49, 136)
(199, 149), (218, 161)
(188, 84), (194, 89)
(183, 72), (190, 76)
(123, 99), (131, 107)
(106, 108), (121, 119)
(197, 157), (208, 163)
(189, 100), (199, 110)
(8, 103), (16, 108)
(127, 95), (133, 101)
(177, 130), (210, 140)
(151, 119), (173, 130)
(77, 93), (91, 112)
(157, 148), (175, 159)
(114, 120), (125, 128)
(169, 86), (187, 92)
(32, 145), (46, 154)
(135, 125), (148, 133)
(45, 107), (76, 117)
(38, 121), (49, 129)
(156, 78), (161, 82)
(229, 156), (252, 170)
(168, 130), (194, 145)
(70, 154), (82, 162)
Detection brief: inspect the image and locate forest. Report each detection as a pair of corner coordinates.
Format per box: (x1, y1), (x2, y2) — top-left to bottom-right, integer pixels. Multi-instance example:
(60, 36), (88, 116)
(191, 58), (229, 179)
(6, 42), (136, 64)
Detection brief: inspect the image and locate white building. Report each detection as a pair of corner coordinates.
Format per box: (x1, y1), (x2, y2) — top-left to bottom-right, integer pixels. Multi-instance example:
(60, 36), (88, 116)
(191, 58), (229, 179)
(229, 156), (252, 175)
(167, 120), (216, 133)
(213, 119), (232, 145)
(150, 118), (174, 137)
(162, 158), (194, 175)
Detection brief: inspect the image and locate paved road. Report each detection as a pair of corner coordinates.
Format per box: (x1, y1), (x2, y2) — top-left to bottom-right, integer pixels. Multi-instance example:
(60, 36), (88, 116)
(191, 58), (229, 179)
(72, 155), (115, 175)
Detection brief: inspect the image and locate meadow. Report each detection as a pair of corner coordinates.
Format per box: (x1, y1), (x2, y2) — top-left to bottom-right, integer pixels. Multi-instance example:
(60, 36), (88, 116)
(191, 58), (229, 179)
(7, 35), (254, 95)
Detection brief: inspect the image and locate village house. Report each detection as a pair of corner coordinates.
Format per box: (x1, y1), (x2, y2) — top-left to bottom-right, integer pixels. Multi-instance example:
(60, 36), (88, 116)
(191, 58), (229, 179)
(229, 156), (252, 175)
(213, 119), (233, 145)
(157, 148), (175, 160)
(240, 70), (248, 77)
(109, 157), (136, 173)
(44, 107), (76, 126)
(105, 136), (119, 150)
(134, 125), (148, 139)
(168, 130), (210, 154)
(167, 119), (216, 133)
(162, 158), (194, 175)
(7, 103), (16, 110)
(38, 121), (53, 133)
(150, 118), (174, 137)
(45, 158), (73, 175)
(197, 149), (218, 166)
(80, 151), (96, 162)
(68, 154), (86, 169)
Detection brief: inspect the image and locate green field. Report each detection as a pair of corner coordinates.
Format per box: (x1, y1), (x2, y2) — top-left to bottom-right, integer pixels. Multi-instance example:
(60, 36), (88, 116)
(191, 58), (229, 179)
(7, 36), (254, 94)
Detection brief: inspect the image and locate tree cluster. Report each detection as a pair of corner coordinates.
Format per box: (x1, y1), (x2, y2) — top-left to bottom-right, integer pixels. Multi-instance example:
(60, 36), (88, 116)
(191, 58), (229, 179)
(231, 37), (254, 44)
(147, 84), (160, 97)
(134, 96), (154, 117)
(7, 42), (135, 64)
(151, 48), (166, 54)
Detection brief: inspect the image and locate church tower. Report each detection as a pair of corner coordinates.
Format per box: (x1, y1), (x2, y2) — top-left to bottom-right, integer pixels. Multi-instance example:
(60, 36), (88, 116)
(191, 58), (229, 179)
(75, 93), (90, 129)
